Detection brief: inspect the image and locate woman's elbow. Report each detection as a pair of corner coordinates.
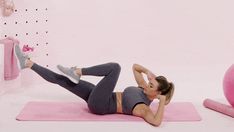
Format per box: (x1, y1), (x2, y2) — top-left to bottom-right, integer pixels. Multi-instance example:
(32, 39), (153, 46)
(153, 120), (162, 127)
(146, 117), (162, 126)
(132, 64), (137, 69)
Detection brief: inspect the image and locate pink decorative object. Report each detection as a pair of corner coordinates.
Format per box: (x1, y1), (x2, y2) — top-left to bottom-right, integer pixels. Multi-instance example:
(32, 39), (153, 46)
(223, 64), (234, 107)
(16, 102), (201, 121)
(0, 37), (19, 80)
(22, 45), (34, 52)
(203, 99), (234, 118)
(0, 0), (15, 17)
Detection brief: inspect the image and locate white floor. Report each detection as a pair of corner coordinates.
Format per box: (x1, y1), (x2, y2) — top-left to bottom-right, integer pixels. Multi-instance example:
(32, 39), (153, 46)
(0, 79), (234, 132)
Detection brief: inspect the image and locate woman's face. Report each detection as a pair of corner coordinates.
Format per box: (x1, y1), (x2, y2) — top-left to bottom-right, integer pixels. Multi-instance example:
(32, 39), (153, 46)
(144, 79), (160, 97)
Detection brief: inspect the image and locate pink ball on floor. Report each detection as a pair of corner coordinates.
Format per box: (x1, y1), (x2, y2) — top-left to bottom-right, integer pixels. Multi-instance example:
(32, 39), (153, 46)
(223, 64), (234, 107)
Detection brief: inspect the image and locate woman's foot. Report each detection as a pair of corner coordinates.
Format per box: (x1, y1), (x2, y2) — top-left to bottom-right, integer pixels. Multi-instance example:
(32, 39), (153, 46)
(57, 65), (81, 83)
(14, 44), (29, 69)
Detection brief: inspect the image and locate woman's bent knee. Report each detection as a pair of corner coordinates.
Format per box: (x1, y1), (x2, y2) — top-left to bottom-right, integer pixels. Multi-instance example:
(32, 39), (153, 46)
(108, 62), (121, 72)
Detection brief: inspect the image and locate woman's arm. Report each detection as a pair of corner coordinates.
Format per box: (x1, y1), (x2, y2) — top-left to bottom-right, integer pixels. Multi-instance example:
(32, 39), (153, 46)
(133, 95), (166, 126)
(132, 64), (149, 89)
(153, 95), (166, 125)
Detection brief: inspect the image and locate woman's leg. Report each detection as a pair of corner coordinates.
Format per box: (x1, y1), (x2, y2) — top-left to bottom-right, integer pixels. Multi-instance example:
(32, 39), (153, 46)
(26, 60), (95, 102)
(80, 62), (121, 114)
(14, 44), (95, 102)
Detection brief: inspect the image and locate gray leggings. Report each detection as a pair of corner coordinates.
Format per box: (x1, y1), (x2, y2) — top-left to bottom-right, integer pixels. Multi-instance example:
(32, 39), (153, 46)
(31, 62), (121, 114)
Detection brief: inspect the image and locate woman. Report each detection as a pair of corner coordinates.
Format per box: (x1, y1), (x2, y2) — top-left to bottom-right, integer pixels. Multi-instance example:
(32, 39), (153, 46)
(14, 44), (174, 126)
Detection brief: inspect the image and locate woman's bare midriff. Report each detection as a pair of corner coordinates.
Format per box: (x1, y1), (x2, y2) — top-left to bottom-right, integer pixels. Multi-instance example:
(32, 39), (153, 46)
(116, 92), (123, 113)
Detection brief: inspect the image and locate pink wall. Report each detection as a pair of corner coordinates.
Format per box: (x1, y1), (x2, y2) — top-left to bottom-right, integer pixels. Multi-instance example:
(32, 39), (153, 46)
(0, 45), (3, 81)
(1, 0), (234, 101)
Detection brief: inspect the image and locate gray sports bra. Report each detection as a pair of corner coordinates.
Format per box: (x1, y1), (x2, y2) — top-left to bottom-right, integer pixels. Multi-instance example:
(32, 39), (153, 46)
(122, 86), (153, 115)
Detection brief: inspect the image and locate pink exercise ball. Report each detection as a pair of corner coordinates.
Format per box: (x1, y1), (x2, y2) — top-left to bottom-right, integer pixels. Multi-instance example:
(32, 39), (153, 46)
(223, 64), (234, 107)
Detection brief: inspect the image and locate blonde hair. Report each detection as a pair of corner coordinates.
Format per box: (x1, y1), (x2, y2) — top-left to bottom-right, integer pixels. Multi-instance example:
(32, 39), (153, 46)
(155, 76), (175, 104)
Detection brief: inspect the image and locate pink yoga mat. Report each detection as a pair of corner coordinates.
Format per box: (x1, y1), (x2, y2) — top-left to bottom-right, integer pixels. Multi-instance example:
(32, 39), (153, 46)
(16, 102), (201, 122)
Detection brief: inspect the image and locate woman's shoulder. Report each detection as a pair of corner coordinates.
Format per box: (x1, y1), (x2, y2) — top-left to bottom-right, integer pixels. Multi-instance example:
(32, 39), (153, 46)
(123, 86), (142, 93)
(124, 86), (141, 90)
(123, 86), (144, 98)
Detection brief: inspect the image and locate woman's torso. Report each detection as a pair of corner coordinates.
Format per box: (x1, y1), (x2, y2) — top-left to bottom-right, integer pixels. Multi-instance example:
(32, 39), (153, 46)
(115, 86), (153, 115)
